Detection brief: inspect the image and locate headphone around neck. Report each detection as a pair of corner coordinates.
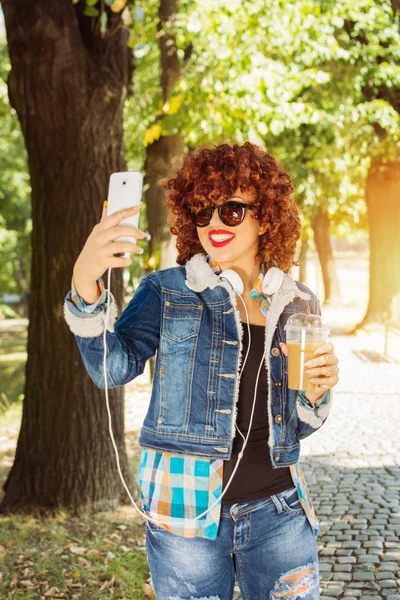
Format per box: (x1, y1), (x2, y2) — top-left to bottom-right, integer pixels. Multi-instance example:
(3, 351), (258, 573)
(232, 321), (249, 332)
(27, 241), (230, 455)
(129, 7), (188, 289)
(219, 266), (284, 297)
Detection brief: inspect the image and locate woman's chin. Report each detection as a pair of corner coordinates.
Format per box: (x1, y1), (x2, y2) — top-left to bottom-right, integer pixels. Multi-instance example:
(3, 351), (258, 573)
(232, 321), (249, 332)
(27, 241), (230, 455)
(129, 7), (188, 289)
(207, 247), (235, 262)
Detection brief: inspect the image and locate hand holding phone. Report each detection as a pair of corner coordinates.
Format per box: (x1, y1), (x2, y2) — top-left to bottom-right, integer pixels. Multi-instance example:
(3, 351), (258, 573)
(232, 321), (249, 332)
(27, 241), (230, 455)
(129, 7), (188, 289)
(73, 172), (150, 287)
(106, 172), (143, 250)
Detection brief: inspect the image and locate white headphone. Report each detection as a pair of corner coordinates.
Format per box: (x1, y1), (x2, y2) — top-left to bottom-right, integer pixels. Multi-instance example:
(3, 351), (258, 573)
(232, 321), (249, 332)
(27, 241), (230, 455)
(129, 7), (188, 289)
(220, 266), (284, 297)
(102, 264), (284, 529)
(219, 269), (244, 295)
(262, 266), (284, 295)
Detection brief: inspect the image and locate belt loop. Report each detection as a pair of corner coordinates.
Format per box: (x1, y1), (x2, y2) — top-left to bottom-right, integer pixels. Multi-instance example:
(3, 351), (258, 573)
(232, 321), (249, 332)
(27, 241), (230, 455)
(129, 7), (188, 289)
(271, 494), (283, 514)
(230, 503), (239, 519)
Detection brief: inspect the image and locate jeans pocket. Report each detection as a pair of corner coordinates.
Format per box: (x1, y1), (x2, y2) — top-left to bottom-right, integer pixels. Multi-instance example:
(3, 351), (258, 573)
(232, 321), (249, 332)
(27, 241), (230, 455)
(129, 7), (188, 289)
(280, 486), (304, 514)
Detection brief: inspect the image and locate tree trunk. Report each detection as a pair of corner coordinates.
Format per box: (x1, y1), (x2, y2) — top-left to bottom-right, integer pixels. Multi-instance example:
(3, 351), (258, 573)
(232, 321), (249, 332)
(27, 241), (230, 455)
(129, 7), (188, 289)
(1, 1), (134, 513)
(145, 0), (185, 270)
(361, 159), (400, 325)
(311, 208), (342, 305)
(298, 237), (309, 284)
(146, 136), (185, 269)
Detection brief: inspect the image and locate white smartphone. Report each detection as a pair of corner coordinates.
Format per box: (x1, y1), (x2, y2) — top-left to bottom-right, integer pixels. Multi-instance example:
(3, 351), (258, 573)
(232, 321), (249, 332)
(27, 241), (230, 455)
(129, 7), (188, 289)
(106, 171), (143, 257)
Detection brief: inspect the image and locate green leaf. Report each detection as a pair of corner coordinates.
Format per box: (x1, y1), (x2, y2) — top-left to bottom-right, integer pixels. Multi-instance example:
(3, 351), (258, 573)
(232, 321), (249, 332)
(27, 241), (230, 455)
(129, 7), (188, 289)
(83, 6), (99, 17)
(105, 0), (114, 5)
(85, 0), (99, 5)
(72, 0), (80, 4)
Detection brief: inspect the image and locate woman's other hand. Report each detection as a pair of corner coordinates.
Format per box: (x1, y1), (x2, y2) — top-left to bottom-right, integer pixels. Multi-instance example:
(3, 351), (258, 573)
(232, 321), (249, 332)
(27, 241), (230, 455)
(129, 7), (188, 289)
(279, 341), (339, 404)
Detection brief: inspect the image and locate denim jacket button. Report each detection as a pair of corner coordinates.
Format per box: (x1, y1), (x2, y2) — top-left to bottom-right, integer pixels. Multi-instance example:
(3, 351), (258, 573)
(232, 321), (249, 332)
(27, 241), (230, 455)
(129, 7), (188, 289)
(275, 453), (280, 461)
(275, 414), (282, 424)
(271, 347), (280, 357)
(197, 305), (203, 310)
(160, 368), (165, 376)
(157, 418), (163, 424)
(275, 381), (282, 388)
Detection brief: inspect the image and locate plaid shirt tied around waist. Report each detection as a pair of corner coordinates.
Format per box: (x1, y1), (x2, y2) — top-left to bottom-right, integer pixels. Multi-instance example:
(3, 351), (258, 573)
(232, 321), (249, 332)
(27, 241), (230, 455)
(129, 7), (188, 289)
(138, 447), (319, 540)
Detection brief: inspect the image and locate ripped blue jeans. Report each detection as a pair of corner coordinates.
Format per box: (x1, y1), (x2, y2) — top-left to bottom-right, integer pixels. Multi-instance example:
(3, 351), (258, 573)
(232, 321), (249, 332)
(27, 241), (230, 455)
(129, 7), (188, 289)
(146, 486), (320, 600)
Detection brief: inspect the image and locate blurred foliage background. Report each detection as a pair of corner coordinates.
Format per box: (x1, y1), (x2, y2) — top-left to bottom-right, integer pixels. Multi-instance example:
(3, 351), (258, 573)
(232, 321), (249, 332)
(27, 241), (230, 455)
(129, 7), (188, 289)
(1, 0), (399, 319)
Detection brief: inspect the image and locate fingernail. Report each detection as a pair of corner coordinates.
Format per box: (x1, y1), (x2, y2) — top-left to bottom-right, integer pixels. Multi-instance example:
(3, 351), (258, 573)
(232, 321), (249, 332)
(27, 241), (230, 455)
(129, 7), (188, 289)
(314, 347), (323, 354)
(104, 200), (108, 209)
(145, 231), (151, 241)
(138, 248), (144, 254)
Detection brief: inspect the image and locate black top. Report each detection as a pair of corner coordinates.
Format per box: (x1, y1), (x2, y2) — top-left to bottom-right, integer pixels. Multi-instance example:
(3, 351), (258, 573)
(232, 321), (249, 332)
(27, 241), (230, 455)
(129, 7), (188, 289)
(221, 322), (293, 505)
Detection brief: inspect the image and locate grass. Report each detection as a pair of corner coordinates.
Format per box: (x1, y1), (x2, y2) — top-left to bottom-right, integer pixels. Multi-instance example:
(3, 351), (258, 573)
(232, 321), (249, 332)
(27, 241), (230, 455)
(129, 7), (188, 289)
(0, 326), (153, 599)
(0, 505), (151, 599)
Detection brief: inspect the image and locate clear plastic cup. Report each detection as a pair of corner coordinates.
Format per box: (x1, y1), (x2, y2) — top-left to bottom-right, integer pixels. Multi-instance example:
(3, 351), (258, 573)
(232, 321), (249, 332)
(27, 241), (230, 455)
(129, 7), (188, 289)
(285, 313), (330, 391)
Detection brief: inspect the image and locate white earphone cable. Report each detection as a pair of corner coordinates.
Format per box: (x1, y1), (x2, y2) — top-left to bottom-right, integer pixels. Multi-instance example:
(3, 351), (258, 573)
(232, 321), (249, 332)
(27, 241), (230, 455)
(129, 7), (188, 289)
(103, 267), (268, 526)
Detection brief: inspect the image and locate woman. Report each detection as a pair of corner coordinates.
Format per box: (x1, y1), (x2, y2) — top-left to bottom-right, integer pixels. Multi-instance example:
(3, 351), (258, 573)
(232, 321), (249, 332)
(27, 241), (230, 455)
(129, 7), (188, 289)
(64, 142), (339, 600)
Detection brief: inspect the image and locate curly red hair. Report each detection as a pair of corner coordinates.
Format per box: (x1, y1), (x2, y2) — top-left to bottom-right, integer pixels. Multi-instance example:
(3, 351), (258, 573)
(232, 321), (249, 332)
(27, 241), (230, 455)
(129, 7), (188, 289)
(163, 142), (301, 272)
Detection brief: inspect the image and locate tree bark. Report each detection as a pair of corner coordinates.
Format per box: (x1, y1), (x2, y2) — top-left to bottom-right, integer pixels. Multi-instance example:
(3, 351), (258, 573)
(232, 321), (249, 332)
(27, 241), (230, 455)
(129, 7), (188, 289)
(361, 159), (400, 325)
(145, 0), (185, 270)
(311, 208), (342, 305)
(298, 237), (309, 284)
(1, 0), (134, 513)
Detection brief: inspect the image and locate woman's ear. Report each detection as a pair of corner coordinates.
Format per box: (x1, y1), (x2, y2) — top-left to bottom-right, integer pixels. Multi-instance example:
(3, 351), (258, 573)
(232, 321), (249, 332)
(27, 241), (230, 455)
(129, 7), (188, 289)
(258, 224), (267, 236)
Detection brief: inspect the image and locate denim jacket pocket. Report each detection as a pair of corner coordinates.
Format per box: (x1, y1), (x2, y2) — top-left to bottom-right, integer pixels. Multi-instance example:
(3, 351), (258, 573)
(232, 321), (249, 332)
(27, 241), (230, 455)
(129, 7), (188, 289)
(158, 300), (203, 430)
(162, 300), (203, 342)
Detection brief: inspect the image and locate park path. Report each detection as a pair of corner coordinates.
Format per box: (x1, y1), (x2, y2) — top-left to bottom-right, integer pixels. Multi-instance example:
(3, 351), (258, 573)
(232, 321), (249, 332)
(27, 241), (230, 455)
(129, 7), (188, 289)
(299, 332), (400, 599)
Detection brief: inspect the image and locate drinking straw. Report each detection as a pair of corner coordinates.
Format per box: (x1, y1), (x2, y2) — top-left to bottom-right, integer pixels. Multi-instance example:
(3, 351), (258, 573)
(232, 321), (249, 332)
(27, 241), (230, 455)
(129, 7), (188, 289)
(299, 327), (306, 389)
(303, 303), (311, 325)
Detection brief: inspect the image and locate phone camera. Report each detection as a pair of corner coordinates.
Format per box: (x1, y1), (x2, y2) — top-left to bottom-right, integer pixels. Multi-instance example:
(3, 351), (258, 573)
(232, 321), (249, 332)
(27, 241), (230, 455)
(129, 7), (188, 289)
(122, 180), (127, 187)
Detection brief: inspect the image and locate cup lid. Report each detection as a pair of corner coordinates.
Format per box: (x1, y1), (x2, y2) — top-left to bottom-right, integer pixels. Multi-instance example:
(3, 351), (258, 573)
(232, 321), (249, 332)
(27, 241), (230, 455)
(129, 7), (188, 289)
(284, 312), (330, 333)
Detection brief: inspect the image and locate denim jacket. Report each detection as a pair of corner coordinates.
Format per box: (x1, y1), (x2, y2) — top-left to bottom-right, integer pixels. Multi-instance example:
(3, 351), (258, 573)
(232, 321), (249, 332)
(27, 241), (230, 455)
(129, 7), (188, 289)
(63, 253), (332, 467)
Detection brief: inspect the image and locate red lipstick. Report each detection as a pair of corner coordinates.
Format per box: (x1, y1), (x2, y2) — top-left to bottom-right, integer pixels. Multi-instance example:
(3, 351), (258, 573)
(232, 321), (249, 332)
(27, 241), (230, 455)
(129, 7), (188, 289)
(208, 229), (236, 248)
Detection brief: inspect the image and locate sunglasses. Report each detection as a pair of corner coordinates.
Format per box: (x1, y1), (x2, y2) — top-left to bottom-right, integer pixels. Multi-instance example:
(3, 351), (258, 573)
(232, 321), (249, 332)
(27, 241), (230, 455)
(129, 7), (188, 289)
(190, 201), (254, 228)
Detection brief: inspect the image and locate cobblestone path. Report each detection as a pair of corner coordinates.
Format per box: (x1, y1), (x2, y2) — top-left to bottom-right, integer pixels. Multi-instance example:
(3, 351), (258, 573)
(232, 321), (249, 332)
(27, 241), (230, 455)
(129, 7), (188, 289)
(299, 334), (400, 599)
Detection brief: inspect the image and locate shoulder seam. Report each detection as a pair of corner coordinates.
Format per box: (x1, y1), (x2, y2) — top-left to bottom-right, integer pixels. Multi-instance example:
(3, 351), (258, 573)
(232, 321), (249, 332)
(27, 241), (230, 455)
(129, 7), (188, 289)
(143, 273), (161, 293)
